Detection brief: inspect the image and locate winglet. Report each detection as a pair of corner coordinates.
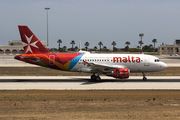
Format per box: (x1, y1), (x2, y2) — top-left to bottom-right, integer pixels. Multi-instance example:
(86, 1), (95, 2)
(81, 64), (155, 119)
(18, 25), (50, 54)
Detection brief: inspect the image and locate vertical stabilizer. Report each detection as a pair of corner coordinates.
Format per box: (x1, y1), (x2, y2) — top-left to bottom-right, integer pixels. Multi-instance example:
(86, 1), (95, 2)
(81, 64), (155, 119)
(18, 25), (50, 54)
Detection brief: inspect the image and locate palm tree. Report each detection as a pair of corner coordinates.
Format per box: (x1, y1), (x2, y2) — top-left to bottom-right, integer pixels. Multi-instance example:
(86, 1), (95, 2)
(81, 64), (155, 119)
(75, 46), (78, 51)
(152, 39), (157, 53)
(111, 41), (116, 51)
(94, 46), (97, 51)
(137, 46), (139, 49)
(57, 39), (62, 51)
(138, 40), (143, 53)
(149, 44), (153, 52)
(125, 41), (130, 47)
(149, 44), (153, 48)
(70, 40), (75, 50)
(103, 46), (107, 51)
(98, 41), (103, 52)
(138, 41), (143, 45)
(125, 41), (130, 52)
(63, 46), (67, 52)
(84, 42), (90, 51)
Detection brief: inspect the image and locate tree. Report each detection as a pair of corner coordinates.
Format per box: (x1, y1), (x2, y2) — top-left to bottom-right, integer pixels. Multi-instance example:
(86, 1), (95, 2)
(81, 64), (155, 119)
(63, 46), (67, 52)
(142, 44), (153, 52)
(138, 41), (144, 53)
(129, 48), (140, 52)
(94, 46), (97, 51)
(111, 41), (116, 51)
(113, 47), (118, 51)
(74, 46), (78, 51)
(125, 41), (130, 52)
(103, 46), (107, 49)
(57, 39), (62, 51)
(138, 41), (144, 45)
(84, 42), (90, 51)
(137, 46), (140, 50)
(149, 44), (153, 49)
(70, 40), (75, 50)
(49, 48), (58, 52)
(125, 41), (130, 47)
(98, 41), (103, 52)
(152, 39), (157, 53)
(124, 46), (129, 52)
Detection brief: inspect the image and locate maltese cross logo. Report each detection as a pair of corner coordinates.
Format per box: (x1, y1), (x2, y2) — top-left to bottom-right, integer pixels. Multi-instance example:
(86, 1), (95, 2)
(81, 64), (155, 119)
(22, 35), (38, 53)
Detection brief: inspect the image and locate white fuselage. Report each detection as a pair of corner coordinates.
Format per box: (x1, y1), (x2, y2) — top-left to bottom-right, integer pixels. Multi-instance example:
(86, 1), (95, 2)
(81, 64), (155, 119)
(70, 54), (167, 73)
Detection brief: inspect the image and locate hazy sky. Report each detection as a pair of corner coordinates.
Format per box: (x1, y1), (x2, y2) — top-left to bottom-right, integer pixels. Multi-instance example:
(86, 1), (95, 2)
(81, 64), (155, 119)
(1, 0), (180, 49)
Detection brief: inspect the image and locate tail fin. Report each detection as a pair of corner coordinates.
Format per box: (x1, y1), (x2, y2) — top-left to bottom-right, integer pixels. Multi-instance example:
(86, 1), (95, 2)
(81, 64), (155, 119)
(18, 25), (50, 54)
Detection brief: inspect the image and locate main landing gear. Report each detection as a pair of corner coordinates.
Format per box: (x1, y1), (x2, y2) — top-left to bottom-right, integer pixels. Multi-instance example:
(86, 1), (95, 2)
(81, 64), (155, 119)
(142, 72), (147, 81)
(91, 74), (101, 81)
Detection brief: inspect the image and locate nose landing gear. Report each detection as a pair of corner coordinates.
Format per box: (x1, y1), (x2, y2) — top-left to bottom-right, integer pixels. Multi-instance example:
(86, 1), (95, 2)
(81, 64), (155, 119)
(142, 72), (147, 81)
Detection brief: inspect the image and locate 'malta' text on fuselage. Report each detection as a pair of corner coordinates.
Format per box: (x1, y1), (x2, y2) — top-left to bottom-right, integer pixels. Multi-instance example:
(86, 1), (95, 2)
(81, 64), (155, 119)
(113, 56), (141, 63)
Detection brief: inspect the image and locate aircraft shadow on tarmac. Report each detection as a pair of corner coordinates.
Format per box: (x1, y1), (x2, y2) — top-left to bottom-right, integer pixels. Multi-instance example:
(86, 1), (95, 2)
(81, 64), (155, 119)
(1, 78), (180, 85)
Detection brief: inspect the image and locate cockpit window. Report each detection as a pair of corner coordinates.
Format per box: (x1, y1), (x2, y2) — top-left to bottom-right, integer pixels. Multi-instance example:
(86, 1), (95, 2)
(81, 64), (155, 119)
(154, 59), (160, 62)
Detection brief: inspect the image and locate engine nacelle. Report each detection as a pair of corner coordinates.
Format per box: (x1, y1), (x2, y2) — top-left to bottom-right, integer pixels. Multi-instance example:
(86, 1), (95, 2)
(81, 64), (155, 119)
(106, 68), (130, 79)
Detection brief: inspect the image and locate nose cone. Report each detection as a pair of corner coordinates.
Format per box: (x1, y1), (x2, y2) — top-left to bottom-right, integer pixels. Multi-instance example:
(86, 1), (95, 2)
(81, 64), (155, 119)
(160, 62), (167, 70)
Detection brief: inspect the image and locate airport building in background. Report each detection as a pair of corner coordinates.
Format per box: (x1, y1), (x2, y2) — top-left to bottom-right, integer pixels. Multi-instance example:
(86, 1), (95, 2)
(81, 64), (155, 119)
(158, 40), (180, 55)
(0, 40), (46, 54)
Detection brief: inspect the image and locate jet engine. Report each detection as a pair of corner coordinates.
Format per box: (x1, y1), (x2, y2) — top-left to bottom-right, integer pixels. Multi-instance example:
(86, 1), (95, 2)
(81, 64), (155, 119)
(106, 68), (130, 79)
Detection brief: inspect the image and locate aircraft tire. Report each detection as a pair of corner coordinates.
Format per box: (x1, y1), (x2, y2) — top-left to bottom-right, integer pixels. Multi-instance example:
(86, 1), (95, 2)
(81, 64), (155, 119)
(91, 75), (96, 80)
(96, 76), (101, 81)
(143, 77), (147, 81)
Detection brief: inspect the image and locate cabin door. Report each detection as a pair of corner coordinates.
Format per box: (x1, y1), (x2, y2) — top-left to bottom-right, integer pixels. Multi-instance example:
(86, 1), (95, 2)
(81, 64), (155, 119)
(49, 55), (55, 65)
(144, 56), (149, 66)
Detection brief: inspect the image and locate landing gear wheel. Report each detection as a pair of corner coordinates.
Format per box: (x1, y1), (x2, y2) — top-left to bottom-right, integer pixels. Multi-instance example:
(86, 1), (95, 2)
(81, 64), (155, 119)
(96, 76), (101, 81)
(143, 77), (147, 81)
(142, 72), (147, 81)
(91, 75), (96, 80)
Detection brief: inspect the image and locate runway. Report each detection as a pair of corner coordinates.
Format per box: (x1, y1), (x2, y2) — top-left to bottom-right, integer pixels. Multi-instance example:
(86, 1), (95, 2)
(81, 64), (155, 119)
(0, 76), (180, 90)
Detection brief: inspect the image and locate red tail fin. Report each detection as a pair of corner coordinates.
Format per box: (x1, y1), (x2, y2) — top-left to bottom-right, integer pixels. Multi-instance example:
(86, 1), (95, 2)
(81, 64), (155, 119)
(18, 25), (50, 54)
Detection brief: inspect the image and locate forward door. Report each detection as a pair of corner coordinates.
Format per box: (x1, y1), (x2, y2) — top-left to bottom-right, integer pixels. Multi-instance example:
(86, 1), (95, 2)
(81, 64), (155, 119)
(144, 56), (149, 66)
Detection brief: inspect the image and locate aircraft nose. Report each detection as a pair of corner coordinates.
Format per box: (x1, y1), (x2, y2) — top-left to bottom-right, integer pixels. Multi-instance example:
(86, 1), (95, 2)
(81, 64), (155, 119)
(160, 62), (167, 70)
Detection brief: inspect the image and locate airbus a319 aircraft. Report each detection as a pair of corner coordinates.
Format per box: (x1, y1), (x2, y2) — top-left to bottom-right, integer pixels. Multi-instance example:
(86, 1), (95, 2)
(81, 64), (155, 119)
(15, 25), (167, 81)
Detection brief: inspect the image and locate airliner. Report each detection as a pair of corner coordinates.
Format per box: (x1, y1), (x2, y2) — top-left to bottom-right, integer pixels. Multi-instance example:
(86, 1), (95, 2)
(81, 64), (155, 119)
(14, 25), (167, 81)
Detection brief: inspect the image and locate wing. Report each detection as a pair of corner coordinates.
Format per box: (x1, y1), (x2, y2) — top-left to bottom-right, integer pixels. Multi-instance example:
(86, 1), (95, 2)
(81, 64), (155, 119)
(84, 61), (126, 72)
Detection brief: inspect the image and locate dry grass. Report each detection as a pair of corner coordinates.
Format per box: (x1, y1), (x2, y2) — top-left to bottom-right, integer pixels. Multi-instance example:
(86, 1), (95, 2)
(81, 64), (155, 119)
(0, 90), (180, 120)
(0, 67), (179, 76)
